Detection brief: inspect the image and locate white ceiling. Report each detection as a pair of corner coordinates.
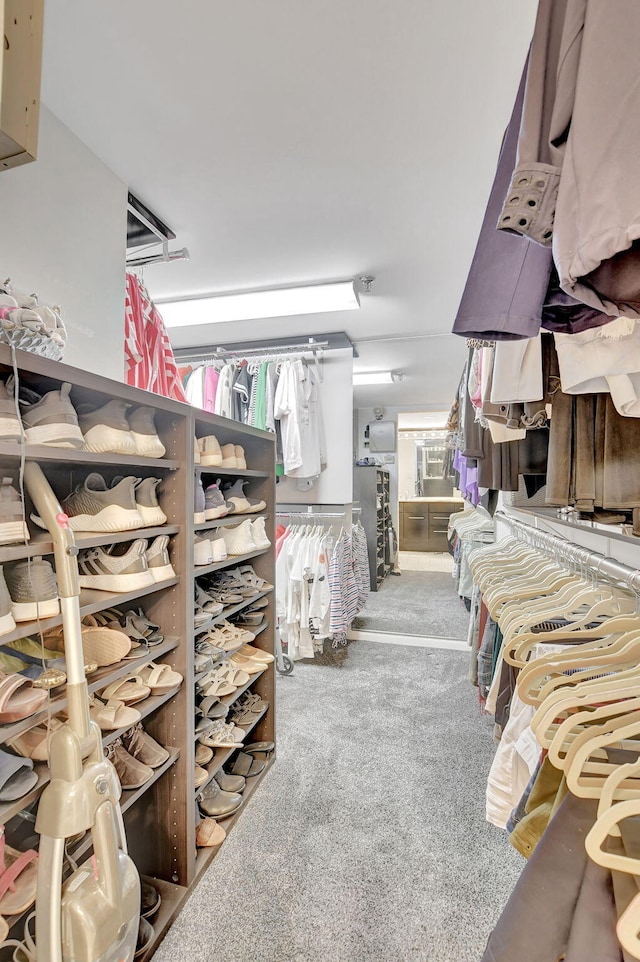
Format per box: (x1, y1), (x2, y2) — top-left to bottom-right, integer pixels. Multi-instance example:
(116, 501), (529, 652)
(41, 0), (536, 408)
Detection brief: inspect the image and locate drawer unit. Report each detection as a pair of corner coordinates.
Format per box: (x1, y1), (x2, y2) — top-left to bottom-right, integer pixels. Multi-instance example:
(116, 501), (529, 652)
(399, 500), (463, 552)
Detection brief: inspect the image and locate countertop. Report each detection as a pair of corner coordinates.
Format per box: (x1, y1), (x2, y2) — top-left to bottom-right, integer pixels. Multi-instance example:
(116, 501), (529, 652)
(399, 497), (464, 504)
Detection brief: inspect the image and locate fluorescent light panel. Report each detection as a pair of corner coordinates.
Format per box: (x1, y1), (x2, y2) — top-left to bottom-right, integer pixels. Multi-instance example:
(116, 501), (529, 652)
(353, 371), (393, 386)
(160, 280), (360, 328)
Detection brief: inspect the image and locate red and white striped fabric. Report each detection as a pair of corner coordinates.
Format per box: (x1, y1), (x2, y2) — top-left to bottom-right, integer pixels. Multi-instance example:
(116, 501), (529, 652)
(124, 273), (187, 403)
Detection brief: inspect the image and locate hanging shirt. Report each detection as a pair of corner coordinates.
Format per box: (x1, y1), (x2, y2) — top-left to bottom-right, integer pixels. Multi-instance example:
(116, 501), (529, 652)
(185, 366), (205, 409)
(232, 362), (251, 423)
(203, 367), (219, 413)
(214, 364), (234, 419)
(124, 273), (187, 403)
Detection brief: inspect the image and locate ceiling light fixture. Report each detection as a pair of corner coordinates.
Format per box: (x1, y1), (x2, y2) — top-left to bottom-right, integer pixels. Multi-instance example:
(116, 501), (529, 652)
(353, 371), (405, 386)
(158, 280), (361, 328)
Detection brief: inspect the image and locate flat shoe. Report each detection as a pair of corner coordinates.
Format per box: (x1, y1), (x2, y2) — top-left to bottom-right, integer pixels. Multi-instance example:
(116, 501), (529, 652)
(91, 698), (141, 731)
(244, 741), (275, 755)
(195, 764), (209, 788)
(215, 771), (245, 793)
(137, 662), (183, 695)
(229, 751), (265, 778)
(99, 675), (151, 706)
(195, 744), (214, 766)
(196, 818), (227, 847)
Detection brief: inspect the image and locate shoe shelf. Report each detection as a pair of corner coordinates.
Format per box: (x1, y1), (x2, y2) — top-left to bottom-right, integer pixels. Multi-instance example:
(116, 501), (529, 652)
(0, 441), (180, 471)
(192, 546), (269, 577)
(137, 875), (190, 962)
(0, 525), (181, 565)
(193, 669), (268, 740)
(0, 637), (180, 747)
(194, 587), (272, 637)
(194, 757), (275, 881)
(196, 466), (269, 479)
(0, 686), (183, 828)
(195, 746), (237, 796)
(70, 748), (181, 865)
(101, 687), (183, 750)
(0, 350), (276, 946)
(194, 512), (267, 532)
(0, 577), (180, 647)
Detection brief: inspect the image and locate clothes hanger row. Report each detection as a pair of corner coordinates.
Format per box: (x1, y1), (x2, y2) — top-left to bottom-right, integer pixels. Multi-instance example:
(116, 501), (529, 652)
(472, 515), (640, 957)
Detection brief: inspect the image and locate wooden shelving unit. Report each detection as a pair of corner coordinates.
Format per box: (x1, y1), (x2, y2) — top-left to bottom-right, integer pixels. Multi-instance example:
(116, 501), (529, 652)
(0, 345), (276, 962)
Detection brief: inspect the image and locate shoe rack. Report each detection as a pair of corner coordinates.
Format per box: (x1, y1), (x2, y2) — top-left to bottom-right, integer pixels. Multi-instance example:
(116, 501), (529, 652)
(0, 344), (276, 960)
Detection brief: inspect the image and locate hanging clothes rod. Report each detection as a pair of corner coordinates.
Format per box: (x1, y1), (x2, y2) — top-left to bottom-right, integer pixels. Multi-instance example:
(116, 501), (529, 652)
(276, 511), (350, 520)
(175, 339), (329, 364)
(495, 510), (640, 591)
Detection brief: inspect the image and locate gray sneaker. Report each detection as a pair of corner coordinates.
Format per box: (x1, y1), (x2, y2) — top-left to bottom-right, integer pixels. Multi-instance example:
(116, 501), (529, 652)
(134, 478), (166, 527)
(221, 479), (266, 514)
(18, 381), (84, 449)
(0, 478), (29, 544)
(78, 400), (135, 455)
(78, 540), (155, 592)
(128, 406), (166, 459)
(194, 476), (206, 524)
(146, 536), (175, 583)
(0, 380), (23, 443)
(204, 482), (230, 521)
(33, 472), (144, 533)
(0, 566), (16, 636)
(4, 556), (60, 622)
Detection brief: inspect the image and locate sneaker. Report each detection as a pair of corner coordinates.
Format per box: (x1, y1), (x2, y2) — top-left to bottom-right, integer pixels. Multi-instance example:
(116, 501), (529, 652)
(250, 517), (271, 550)
(32, 304), (67, 347)
(128, 407), (166, 459)
(41, 473), (144, 533)
(18, 382), (84, 449)
(4, 557), (60, 621)
(198, 436), (222, 466)
(78, 540), (155, 592)
(204, 483), (230, 521)
(210, 536), (227, 562)
(0, 380), (22, 442)
(194, 476), (206, 524)
(0, 478), (29, 544)
(194, 535), (214, 567)
(223, 519), (256, 556)
(220, 444), (238, 468)
(235, 445), (247, 470)
(146, 536), (175, 583)
(222, 479), (266, 514)
(0, 567), (16, 636)
(132, 478), (166, 527)
(194, 437), (201, 464)
(79, 400), (135, 455)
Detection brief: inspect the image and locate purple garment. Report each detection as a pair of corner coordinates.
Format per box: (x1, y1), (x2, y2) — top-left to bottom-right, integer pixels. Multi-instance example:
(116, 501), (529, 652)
(454, 448), (480, 506)
(453, 57), (551, 341)
(453, 55), (611, 342)
(203, 367), (219, 413)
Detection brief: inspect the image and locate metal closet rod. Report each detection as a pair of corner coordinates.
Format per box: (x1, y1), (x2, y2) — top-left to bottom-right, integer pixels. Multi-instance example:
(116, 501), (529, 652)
(276, 511), (349, 519)
(496, 510), (640, 590)
(175, 340), (329, 364)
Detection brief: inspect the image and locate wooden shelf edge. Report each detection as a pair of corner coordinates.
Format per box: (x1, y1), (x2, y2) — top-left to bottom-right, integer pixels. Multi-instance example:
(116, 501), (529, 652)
(192, 546), (269, 577)
(195, 466), (269, 478)
(0, 525), (181, 565)
(0, 441), (179, 471)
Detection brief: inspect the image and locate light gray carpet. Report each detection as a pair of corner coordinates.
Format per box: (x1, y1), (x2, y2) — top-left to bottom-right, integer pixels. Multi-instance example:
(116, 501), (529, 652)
(153, 643), (522, 962)
(352, 571), (470, 639)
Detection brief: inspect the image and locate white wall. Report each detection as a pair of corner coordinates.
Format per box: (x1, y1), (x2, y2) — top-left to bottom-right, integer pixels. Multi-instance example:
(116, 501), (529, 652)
(398, 436), (416, 501)
(0, 107), (127, 380)
(276, 348), (353, 505)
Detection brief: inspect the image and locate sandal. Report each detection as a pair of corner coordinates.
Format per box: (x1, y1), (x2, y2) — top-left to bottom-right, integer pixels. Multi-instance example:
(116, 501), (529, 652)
(239, 644), (274, 664)
(137, 662), (183, 695)
(243, 740), (275, 756)
(0, 827), (38, 915)
(228, 655), (266, 676)
(0, 749), (38, 800)
(198, 584), (242, 606)
(194, 585), (227, 613)
(237, 565), (274, 592)
(0, 672), (47, 724)
(7, 717), (64, 762)
(229, 751), (265, 778)
(90, 697), (142, 731)
(216, 662), (250, 687)
(99, 675), (151, 706)
(198, 695), (228, 719)
(198, 675), (235, 698)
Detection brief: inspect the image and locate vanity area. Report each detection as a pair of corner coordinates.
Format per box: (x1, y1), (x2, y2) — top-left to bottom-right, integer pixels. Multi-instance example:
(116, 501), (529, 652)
(399, 497), (464, 552)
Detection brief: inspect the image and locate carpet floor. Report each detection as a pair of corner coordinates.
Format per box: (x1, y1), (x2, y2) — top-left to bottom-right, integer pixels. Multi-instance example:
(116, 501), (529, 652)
(352, 571), (470, 639)
(153, 643), (522, 962)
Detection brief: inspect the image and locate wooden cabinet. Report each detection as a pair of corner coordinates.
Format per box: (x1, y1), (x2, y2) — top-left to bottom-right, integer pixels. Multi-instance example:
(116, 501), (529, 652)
(399, 500), (463, 552)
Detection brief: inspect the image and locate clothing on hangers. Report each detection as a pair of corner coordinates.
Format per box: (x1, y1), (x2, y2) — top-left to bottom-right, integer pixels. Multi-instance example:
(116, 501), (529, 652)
(124, 272), (187, 403)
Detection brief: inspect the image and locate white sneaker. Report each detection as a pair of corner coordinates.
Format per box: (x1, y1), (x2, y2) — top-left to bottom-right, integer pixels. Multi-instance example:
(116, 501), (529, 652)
(146, 536), (175, 583)
(223, 519), (256, 556)
(194, 535), (214, 566)
(198, 436), (222, 466)
(78, 540), (155, 592)
(194, 437), (201, 464)
(210, 536), (227, 562)
(250, 517), (271, 550)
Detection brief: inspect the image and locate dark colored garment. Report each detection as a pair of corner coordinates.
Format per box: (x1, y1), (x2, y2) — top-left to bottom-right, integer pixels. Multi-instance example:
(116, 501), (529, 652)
(232, 362), (251, 423)
(453, 58), (552, 341)
(546, 387), (640, 510)
(478, 616), (498, 700)
(482, 793), (622, 962)
(506, 757), (542, 835)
